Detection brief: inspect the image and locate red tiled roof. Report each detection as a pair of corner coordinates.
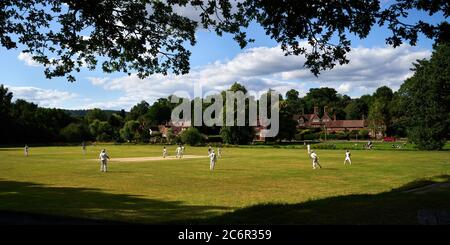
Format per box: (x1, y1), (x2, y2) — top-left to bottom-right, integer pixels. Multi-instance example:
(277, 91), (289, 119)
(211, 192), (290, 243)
(307, 114), (319, 121)
(294, 114), (317, 121)
(322, 113), (331, 120)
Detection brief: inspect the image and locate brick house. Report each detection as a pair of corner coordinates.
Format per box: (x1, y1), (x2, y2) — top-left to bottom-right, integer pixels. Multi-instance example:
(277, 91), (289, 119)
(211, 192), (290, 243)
(294, 106), (369, 133)
(158, 120), (191, 138)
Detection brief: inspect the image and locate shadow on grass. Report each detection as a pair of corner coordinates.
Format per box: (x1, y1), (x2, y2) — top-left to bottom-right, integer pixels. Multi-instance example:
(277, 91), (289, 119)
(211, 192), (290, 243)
(0, 148), (20, 151)
(1, 175), (450, 225)
(0, 179), (232, 225)
(184, 175), (450, 225)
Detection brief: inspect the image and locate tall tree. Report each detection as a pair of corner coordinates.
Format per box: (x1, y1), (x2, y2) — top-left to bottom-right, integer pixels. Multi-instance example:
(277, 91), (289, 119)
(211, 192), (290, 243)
(368, 86), (394, 136)
(275, 100), (298, 142)
(389, 91), (408, 137)
(108, 113), (125, 141)
(344, 98), (369, 120)
(89, 119), (113, 141)
(304, 87), (341, 117)
(120, 120), (141, 143)
(398, 43), (450, 150)
(60, 123), (90, 142)
(220, 82), (255, 144)
(127, 100), (150, 121)
(85, 108), (107, 124)
(0, 85), (13, 143)
(285, 89), (304, 115)
(9, 99), (73, 143)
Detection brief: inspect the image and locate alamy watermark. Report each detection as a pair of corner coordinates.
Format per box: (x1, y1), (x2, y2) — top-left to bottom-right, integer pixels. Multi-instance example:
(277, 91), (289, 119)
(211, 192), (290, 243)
(169, 85), (280, 138)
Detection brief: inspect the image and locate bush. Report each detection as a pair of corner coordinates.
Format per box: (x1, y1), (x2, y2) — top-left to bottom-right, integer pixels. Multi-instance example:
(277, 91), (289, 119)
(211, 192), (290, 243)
(336, 131), (349, 140)
(349, 130), (359, 138)
(359, 130), (370, 139)
(324, 134), (337, 140)
(303, 133), (320, 140)
(180, 127), (203, 146)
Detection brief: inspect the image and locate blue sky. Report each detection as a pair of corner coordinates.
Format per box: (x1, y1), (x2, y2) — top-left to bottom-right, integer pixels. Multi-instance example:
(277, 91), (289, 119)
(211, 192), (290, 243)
(0, 3), (447, 110)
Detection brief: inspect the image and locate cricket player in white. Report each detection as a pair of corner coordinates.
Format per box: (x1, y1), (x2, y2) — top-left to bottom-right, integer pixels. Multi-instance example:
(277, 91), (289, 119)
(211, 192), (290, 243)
(180, 145), (185, 158)
(24, 145), (29, 157)
(217, 147), (222, 158)
(176, 145), (181, 159)
(310, 150), (321, 169)
(99, 149), (110, 172)
(344, 150), (352, 165)
(208, 146), (212, 155)
(307, 144), (311, 154)
(209, 150), (217, 171)
(163, 146), (167, 158)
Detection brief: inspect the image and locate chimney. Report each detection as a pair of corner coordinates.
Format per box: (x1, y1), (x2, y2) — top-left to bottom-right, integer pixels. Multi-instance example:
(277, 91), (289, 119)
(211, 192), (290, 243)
(333, 113), (337, 121)
(314, 106), (319, 115)
(324, 106), (328, 115)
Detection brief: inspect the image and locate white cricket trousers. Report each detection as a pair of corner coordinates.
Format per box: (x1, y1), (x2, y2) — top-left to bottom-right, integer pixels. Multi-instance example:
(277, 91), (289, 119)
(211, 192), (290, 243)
(210, 160), (215, 171)
(312, 159), (321, 169)
(344, 157), (352, 164)
(100, 160), (108, 172)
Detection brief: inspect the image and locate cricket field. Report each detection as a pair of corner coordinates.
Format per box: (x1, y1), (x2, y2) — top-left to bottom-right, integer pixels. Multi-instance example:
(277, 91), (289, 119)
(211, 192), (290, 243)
(0, 143), (449, 224)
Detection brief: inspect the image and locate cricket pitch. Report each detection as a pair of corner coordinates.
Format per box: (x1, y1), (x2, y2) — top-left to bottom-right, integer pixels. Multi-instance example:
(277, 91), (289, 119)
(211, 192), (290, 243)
(92, 155), (208, 162)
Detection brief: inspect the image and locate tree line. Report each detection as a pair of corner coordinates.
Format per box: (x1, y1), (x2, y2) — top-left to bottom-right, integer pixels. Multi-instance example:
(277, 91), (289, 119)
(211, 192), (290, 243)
(0, 43), (448, 149)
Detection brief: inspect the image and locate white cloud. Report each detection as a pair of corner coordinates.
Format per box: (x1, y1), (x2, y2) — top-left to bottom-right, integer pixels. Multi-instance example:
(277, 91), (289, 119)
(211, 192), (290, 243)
(19, 51), (89, 69)
(86, 77), (109, 86)
(86, 44), (430, 109)
(337, 82), (352, 94)
(148, 1), (243, 25)
(7, 86), (78, 108)
(80, 96), (138, 111)
(279, 45), (430, 84)
(17, 52), (41, 67)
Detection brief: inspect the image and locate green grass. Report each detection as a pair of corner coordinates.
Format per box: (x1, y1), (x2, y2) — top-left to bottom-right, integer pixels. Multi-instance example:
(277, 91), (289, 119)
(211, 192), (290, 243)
(0, 143), (449, 224)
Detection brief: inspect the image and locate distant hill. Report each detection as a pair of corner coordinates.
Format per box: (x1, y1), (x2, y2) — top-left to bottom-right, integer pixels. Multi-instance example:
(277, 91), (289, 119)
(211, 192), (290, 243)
(64, 109), (127, 117)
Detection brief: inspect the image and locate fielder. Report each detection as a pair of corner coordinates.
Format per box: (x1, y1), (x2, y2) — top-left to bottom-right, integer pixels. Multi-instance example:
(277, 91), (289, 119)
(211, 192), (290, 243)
(217, 146), (222, 158)
(307, 144), (311, 154)
(163, 146), (167, 158)
(208, 145), (212, 155)
(24, 144), (29, 157)
(180, 145), (185, 158)
(344, 150), (352, 165)
(310, 150), (322, 169)
(176, 145), (182, 159)
(209, 149), (217, 171)
(99, 149), (110, 172)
